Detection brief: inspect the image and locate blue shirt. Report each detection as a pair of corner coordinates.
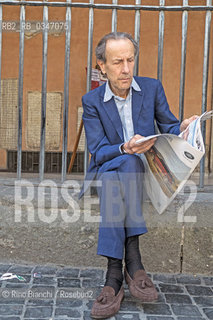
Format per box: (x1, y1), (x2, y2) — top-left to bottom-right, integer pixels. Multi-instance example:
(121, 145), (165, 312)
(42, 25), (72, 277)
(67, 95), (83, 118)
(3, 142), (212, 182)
(104, 78), (141, 144)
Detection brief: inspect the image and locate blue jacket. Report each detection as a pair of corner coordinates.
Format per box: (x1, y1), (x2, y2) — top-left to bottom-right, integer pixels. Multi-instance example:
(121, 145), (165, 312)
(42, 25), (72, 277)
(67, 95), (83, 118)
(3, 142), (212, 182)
(79, 76), (180, 198)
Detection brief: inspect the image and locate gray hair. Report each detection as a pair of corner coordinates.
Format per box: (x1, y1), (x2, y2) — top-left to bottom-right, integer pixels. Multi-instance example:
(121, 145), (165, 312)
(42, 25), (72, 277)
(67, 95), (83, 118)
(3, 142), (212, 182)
(95, 32), (139, 63)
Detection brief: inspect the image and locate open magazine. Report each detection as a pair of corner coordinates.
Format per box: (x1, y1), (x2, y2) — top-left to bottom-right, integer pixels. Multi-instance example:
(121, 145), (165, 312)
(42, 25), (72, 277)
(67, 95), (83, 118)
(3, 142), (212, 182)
(135, 111), (213, 214)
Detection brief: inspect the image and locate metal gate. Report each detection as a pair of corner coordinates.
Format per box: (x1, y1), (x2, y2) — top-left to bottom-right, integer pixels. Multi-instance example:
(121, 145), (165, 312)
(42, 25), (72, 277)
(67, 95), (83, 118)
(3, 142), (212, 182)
(0, 1), (212, 188)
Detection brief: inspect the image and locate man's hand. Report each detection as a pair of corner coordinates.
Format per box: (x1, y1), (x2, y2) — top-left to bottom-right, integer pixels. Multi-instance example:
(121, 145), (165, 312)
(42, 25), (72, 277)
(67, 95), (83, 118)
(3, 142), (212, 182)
(180, 115), (199, 132)
(122, 134), (157, 154)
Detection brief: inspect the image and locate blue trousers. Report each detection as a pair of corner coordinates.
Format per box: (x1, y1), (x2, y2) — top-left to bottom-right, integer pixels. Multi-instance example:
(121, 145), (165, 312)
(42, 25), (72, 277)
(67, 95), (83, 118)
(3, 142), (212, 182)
(96, 154), (147, 259)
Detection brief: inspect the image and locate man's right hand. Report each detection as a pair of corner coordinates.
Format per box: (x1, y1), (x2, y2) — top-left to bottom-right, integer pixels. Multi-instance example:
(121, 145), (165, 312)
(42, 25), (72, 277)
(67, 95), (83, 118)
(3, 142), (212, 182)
(122, 134), (157, 154)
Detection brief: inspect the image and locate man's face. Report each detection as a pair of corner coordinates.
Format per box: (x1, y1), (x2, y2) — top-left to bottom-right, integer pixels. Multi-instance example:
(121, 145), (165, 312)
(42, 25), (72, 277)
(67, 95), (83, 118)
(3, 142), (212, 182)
(98, 38), (135, 98)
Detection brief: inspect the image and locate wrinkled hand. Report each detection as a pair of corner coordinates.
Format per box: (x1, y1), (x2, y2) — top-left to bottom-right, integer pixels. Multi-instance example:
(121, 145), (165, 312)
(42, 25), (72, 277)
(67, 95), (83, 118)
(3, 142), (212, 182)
(180, 115), (199, 132)
(182, 127), (189, 141)
(122, 134), (157, 154)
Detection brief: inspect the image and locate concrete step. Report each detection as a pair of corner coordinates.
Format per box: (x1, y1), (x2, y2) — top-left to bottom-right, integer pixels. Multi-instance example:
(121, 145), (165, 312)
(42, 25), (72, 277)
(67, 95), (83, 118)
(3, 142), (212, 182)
(0, 174), (212, 276)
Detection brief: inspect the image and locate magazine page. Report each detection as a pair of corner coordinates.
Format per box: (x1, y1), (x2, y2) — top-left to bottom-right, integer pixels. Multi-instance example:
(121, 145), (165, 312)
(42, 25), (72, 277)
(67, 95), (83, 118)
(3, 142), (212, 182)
(142, 135), (204, 214)
(141, 110), (213, 214)
(179, 110), (213, 149)
(136, 134), (161, 144)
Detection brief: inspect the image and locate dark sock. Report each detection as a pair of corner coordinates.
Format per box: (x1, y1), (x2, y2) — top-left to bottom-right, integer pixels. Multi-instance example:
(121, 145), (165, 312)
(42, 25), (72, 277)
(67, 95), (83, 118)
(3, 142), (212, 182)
(104, 257), (123, 295)
(125, 235), (144, 279)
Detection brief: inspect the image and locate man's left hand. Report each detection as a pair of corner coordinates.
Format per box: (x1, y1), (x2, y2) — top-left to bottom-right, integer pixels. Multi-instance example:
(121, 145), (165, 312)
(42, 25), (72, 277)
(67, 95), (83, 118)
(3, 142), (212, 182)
(180, 115), (199, 132)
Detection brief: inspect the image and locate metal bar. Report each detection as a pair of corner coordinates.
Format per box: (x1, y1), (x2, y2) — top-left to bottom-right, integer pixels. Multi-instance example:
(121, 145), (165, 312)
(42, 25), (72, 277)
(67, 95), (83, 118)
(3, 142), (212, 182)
(157, 0), (165, 82)
(208, 66), (213, 173)
(39, 3), (48, 181)
(0, 2), (212, 11)
(68, 119), (83, 173)
(199, 0), (212, 188)
(134, 0), (141, 76)
(61, 0), (72, 182)
(84, 0), (94, 175)
(179, 0), (188, 122)
(0, 5), (2, 115)
(111, 0), (117, 32)
(17, 4), (25, 179)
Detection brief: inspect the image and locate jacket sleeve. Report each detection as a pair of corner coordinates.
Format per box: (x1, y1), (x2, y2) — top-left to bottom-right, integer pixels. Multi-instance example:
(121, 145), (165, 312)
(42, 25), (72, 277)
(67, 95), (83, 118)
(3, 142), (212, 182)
(155, 80), (181, 135)
(82, 95), (122, 167)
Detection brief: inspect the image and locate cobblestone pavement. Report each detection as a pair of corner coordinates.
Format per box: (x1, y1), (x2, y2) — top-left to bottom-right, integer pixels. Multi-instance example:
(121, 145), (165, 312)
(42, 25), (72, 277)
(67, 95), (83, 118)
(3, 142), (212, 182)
(0, 263), (212, 320)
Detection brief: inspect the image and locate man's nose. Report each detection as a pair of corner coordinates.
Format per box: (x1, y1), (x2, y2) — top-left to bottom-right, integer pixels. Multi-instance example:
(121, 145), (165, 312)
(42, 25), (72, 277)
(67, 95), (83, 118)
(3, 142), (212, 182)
(122, 61), (130, 73)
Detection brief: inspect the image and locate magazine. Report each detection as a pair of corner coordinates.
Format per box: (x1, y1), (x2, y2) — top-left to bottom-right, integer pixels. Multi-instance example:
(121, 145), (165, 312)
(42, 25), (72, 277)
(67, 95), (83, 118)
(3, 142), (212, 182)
(136, 111), (213, 214)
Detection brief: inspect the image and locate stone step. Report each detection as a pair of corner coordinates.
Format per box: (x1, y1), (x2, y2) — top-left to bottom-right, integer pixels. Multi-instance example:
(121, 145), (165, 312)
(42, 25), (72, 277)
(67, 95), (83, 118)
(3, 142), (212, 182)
(0, 176), (212, 276)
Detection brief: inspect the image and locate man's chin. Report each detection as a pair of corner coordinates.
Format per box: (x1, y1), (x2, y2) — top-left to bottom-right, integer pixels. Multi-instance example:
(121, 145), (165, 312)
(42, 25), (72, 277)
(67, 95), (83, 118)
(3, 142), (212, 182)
(120, 84), (131, 90)
(119, 78), (132, 87)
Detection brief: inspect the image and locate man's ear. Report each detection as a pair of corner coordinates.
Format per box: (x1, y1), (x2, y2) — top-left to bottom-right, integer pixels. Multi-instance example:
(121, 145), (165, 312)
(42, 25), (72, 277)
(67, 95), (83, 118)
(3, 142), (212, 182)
(97, 60), (106, 75)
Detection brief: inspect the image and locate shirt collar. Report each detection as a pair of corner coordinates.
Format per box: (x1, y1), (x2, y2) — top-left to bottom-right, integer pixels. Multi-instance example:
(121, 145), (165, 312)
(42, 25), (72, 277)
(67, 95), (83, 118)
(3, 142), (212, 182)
(104, 77), (141, 102)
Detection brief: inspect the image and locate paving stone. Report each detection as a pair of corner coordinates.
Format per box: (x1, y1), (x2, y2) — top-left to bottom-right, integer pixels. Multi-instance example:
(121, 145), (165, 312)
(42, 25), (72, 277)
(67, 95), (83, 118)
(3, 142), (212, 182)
(56, 299), (83, 307)
(203, 277), (213, 286)
(0, 265), (11, 274)
(27, 299), (54, 306)
(147, 317), (174, 320)
(119, 300), (141, 312)
(123, 289), (165, 303)
(123, 283), (129, 290)
(57, 278), (80, 288)
(154, 293), (166, 303)
(142, 303), (172, 315)
(83, 310), (94, 320)
(158, 283), (184, 293)
(33, 265), (57, 275)
(54, 319), (82, 320)
(58, 286), (98, 300)
(31, 285), (55, 291)
(203, 308), (213, 320)
(33, 276), (57, 285)
(115, 314), (140, 319)
(0, 263), (212, 320)
(176, 318), (204, 320)
(79, 268), (104, 279)
(26, 286), (55, 300)
(83, 311), (103, 320)
(165, 294), (192, 304)
(55, 308), (81, 317)
(82, 278), (104, 288)
(8, 266), (33, 274)
(153, 274), (177, 284)
(0, 318), (21, 320)
(83, 310), (114, 320)
(0, 305), (23, 315)
(56, 268), (79, 278)
(176, 275), (201, 285)
(194, 296), (213, 306)
(24, 306), (52, 317)
(0, 299), (25, 305)
(186, 285), (213, 296)
(5, 283), (30, 289)
(171, 304), (202, 316)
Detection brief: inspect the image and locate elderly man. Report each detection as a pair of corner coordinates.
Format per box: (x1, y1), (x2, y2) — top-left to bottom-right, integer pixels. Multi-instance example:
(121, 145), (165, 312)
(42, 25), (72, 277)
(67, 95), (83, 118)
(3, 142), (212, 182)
(80, 32), (196, 319)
